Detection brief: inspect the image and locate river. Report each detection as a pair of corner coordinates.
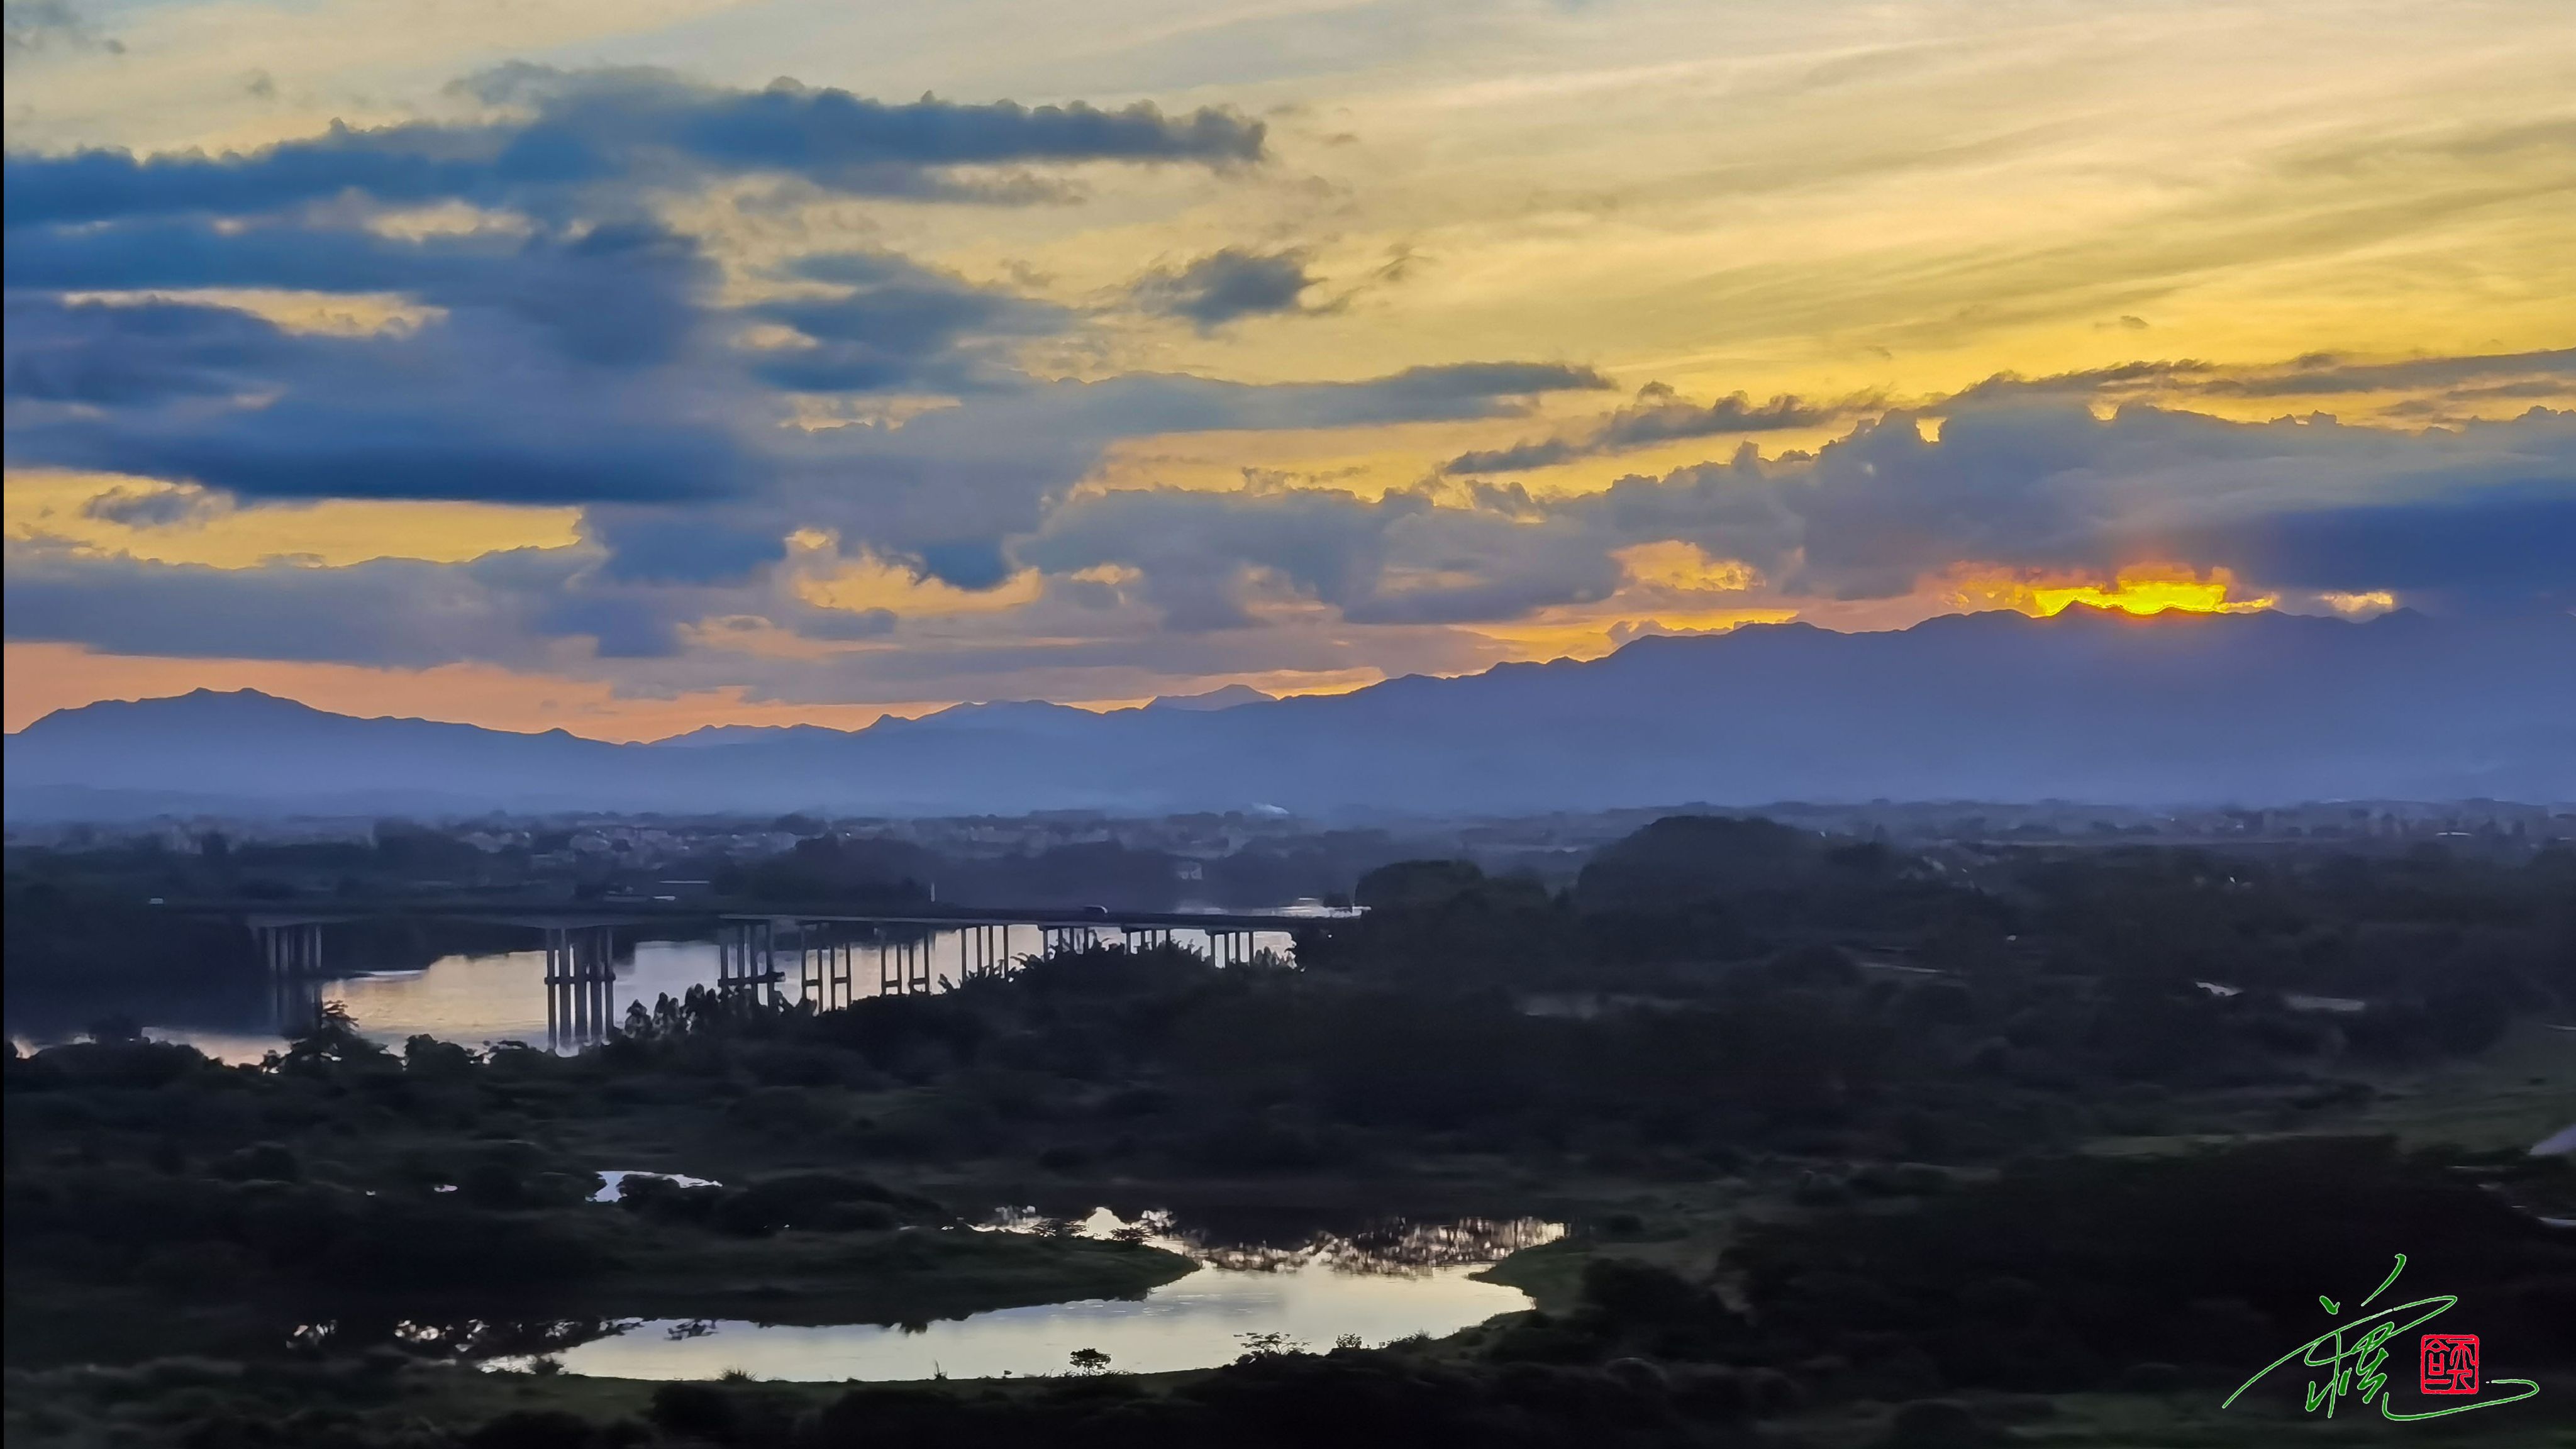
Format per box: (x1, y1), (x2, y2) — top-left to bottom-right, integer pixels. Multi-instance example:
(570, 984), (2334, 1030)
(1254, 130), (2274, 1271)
(8, 921), (1306, 1062)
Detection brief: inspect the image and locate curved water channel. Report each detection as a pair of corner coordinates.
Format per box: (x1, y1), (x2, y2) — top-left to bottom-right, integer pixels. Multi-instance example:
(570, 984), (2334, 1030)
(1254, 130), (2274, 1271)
(491, 1207), (1562, 1382)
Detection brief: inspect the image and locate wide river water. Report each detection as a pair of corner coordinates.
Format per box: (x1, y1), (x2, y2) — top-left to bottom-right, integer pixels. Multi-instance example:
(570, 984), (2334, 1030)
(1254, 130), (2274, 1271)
(9, 921), (1304, 1062)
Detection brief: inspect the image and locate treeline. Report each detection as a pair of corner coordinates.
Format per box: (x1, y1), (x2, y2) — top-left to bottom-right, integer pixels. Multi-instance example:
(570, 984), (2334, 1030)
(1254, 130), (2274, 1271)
(1301, 816), (1975, 981)
(3, 818), (1419, 923)
(1501, 1137), (2573, 1397)
(3, 875), (257, 985)
(1299, 818), (2574, 1057)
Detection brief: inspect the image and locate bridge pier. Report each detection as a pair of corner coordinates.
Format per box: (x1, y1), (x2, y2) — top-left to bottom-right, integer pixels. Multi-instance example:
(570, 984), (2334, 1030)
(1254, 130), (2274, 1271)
(270, 972), (325, 1037)
(710, 907), (1297, 997)
(958, 923), (1014, 984)
(799, 930), (857, 1009)
(1123, 924), (1180, 952)
(717, 918), (787, 1004)
(544, 924), (618, 1049)
(255, 920), (329, 978)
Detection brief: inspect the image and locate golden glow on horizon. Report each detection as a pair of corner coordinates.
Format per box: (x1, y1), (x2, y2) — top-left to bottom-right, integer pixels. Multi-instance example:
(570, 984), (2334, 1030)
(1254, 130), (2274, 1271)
(1472, 609), (1802, 660)
(1942, 563), (2279, 619)
(1, 642), (1396, 738)
(0, 641), (928, 740)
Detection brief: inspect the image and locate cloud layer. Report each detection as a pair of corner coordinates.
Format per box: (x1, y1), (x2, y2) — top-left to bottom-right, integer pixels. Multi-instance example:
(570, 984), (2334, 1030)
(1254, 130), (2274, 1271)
(6, 19), (2572, 731)
(4, 65), (1265, 223)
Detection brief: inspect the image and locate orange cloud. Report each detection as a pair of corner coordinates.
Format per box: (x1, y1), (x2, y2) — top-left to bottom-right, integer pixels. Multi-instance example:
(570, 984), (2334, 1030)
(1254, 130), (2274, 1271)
(1613, 540), (1762, 594)
(786, 535), (1045, 618)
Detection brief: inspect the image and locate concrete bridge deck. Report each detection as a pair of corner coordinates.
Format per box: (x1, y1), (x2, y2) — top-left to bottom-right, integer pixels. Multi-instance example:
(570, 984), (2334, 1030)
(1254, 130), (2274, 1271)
(184, 899), (1345, 932)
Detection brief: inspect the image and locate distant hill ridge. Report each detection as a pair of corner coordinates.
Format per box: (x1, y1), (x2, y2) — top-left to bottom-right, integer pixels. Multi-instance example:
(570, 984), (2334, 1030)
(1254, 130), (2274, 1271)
(8, 607), (2572, 818)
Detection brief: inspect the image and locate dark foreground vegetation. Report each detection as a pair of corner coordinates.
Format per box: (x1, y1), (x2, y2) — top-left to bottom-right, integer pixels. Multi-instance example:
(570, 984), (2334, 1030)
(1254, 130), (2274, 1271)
(8, 816), (2574, 1445)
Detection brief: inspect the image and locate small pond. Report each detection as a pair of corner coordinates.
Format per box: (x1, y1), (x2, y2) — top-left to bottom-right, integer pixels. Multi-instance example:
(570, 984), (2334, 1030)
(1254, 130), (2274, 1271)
(493, 1208), (1562, 1382)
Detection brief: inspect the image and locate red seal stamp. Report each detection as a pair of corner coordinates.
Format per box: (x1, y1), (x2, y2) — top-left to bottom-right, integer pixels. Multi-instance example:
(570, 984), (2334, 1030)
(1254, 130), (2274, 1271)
(2420, 1335), (2479, 1395)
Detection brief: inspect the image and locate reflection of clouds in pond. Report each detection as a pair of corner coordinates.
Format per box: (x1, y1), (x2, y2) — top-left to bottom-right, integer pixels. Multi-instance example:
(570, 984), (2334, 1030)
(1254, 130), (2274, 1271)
(519, 1261), (1533, 1381)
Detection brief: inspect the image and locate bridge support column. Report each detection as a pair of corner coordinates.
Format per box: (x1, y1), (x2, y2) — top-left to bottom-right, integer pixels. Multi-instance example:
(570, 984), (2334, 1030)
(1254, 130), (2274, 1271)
(271, 971), (323, 1037)
(257, 921), (328, 978)
(546, 924), (618, 1049)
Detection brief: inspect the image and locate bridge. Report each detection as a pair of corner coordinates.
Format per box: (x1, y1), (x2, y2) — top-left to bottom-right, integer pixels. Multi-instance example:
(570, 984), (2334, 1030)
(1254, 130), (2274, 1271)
(191, 899), (1340, 1038)
(706, 908), (1302, 1006)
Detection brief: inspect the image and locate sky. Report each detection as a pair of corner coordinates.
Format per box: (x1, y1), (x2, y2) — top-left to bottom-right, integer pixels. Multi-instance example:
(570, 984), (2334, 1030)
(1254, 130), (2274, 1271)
(4, 0), (2571, 740)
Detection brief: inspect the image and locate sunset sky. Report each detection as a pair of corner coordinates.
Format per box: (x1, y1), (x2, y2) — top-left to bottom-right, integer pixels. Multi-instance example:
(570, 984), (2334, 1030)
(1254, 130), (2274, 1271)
(6, 0), (2571, 738)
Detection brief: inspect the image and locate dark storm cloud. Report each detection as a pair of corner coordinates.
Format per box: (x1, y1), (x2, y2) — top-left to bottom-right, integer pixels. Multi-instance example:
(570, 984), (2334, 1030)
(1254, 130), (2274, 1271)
(1, 547), (580, 665)
(2, 66), (1265, 226)
(1026, 401), (2576, 636)
(2170, 486), (2576, 602)
(1595, 402), (2576, 605)
(749, 250), (1069, 393)
(4, 216), (716, 369)
(9, 394), (2566, 672)
(1019, 486), (1397, 630)
(3, 294), (313, 404)
(757, 362), (1618, 583)
(578, 508), (794, 586)
(1443, 436), (1580, 474)
(7, 212), (567, 294)
(80, 483), (221, 529)
(1131, 247), (1318, 329)
(1443, 384), (1839, 475)
(4, 294), (747, 505)
(1022, 480), (1626, 632)
(1, 58), (1617, 607)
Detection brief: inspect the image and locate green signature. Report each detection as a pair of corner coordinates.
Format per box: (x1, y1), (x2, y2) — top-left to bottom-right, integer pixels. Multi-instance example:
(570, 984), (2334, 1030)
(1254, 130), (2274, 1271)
(2223, 1254), (2540, 1421)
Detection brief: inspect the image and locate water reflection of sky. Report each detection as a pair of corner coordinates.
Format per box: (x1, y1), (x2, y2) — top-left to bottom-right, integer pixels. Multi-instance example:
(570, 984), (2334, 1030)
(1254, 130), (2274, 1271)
(13, 924), (1301, 1063)
(516, 1209), (1561, 1382)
